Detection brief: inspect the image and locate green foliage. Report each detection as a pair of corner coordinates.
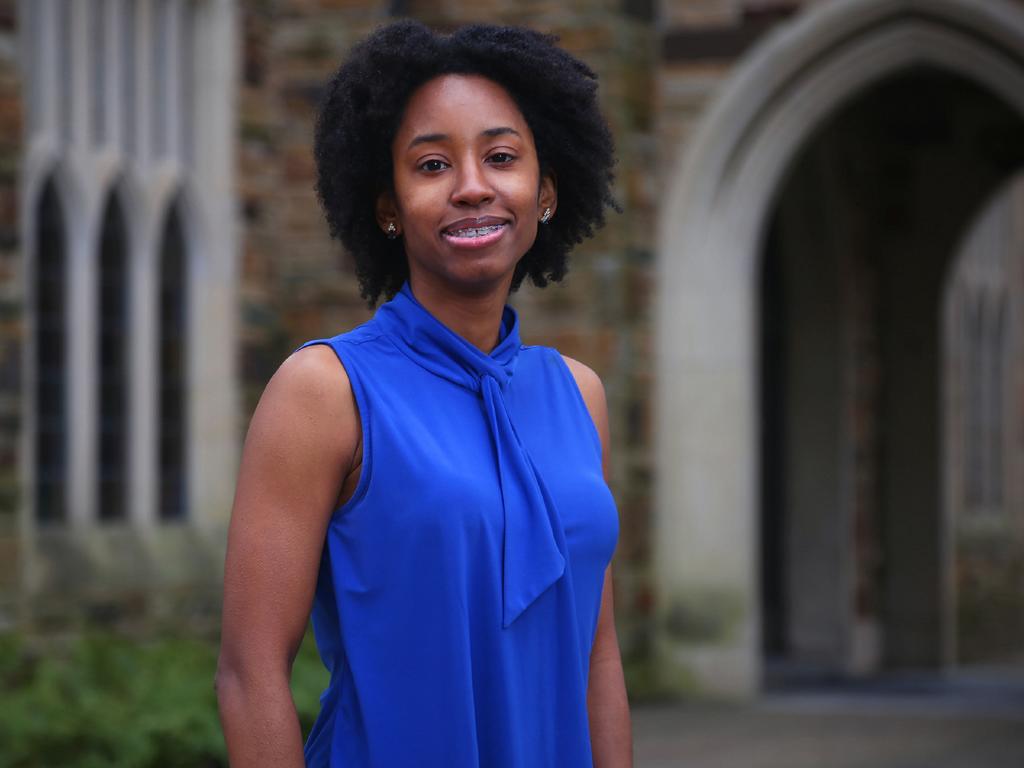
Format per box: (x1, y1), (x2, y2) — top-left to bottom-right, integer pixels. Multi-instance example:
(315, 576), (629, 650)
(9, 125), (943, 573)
(291, 630), (331, 736)
(0, 629), (329, 768)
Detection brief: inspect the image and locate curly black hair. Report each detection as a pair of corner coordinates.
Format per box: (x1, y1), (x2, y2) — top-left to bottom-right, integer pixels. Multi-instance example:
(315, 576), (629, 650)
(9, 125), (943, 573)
(313, 19), (619, 306)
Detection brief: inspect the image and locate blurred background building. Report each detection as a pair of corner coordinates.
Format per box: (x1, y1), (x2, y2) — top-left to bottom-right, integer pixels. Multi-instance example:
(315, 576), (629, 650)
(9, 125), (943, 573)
(0, 0), (1022, 701)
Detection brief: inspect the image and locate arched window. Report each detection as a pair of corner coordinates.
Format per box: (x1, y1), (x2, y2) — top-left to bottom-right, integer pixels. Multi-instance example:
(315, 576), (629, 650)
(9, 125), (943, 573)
(964, 292), (984, 508)
(984, 296), (1005, 508)
(963, 286), (1008, 514)
(159, 199), (188, 521)
(34, 179), (67, 524)
(97, 191), (129, 522)
(21, 0), (232, 536)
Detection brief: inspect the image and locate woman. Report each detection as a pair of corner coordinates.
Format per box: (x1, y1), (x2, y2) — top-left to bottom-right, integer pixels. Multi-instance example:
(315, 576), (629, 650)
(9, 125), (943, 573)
(216, 20), (631, 767)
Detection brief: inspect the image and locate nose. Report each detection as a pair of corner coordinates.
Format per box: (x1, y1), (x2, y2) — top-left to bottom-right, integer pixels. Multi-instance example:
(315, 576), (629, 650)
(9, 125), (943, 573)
(451, 159), (494, 207)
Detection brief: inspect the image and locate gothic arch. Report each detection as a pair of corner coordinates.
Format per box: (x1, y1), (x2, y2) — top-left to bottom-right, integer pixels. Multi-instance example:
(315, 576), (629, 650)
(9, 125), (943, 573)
(28, 174), (69, 526)
(155, 192), (190, 521)
(96, 185), (131, 522)
(152, 178), (203, 275)
(14, 0), (238, 627)
(654, 0), (1024, 696)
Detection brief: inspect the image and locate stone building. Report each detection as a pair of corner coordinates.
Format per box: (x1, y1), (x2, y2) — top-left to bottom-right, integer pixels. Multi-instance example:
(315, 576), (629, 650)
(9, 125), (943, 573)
(0, 0), (1022, 699)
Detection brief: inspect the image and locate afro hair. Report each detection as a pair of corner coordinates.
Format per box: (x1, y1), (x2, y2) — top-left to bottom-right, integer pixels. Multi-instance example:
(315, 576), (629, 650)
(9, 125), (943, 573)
(313, 19), (619, 306)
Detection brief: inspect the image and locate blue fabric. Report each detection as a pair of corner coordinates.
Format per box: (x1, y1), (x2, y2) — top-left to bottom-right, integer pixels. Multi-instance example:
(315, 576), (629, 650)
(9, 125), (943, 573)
(298, 283), (619, 767)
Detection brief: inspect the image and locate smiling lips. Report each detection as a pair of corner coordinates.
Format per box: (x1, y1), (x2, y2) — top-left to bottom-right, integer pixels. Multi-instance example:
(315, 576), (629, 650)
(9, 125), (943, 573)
(442, 216), (509, 248)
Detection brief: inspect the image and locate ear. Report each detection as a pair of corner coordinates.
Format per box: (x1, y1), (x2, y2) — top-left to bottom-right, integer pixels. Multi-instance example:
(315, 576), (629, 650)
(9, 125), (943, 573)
(538, 171), (557, 221)
(375, 191), (401, 236)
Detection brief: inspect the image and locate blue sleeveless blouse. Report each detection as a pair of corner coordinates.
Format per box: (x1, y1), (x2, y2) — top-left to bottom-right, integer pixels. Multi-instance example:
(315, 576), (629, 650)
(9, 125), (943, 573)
(298, 283), (619, 767)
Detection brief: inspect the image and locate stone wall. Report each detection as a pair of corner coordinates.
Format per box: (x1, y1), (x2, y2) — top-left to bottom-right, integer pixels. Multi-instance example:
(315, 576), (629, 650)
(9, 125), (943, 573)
(0, 0), (20, 628)
(238, 0), (386, 420)
(1, 0), (1021, 691)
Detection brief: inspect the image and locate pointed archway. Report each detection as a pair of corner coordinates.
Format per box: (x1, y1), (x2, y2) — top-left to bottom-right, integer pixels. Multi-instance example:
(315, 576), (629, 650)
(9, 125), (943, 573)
(759, 69), (1023, 683)
(655, 0), (1024, 696)
(157, 195), (189, 522)
(97, 187), (130, 523)
(32, 177), (68, 525)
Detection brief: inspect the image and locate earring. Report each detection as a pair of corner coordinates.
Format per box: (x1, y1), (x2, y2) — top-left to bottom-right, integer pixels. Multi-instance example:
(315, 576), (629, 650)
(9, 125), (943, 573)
(540, 207), (552, 224)
(385, 221), (398, 239)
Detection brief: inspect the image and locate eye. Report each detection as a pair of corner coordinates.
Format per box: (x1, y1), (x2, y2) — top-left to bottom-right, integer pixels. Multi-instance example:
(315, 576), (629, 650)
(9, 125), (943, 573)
(487, 152), (516, 165)
(418, 158), (449, 172)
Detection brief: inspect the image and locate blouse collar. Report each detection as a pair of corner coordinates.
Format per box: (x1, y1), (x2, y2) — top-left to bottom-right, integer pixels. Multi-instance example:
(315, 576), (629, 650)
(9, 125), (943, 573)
(373, 281), (566, 628)
(376, 282), (521, 393)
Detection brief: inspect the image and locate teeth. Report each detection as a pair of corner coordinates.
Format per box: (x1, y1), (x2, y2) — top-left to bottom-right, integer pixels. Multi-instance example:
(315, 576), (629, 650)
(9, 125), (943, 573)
(447, 224), (503, 238)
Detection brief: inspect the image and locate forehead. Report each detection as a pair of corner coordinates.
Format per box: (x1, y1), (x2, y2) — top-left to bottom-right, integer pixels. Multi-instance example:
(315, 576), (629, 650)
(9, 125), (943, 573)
(396, 74), (530, 139)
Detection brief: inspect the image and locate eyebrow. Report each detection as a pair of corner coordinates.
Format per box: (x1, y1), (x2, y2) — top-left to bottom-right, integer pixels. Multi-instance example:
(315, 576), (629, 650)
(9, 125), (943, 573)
(407, 126), (521, 149)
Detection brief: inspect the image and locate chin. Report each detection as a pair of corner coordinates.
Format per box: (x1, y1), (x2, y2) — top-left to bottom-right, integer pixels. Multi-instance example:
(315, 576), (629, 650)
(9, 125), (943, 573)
(444, 264), (516, 294)
(438, 254), (519, 287)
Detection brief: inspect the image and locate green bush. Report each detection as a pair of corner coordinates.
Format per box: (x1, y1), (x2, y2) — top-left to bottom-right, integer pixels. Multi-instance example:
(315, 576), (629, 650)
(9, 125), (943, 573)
(0, 629), (329, 768)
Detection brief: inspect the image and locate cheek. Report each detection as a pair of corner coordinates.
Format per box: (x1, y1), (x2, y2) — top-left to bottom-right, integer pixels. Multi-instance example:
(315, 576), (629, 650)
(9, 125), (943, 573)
(517, 218), (539, 251)
(396, 185), (445, 230)
(504, 175), (539, 211)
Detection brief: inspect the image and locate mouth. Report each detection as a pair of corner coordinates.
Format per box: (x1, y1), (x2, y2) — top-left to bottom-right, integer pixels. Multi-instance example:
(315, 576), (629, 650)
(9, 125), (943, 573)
(445, 224), (505, 238)
(441, 216), (510, 248)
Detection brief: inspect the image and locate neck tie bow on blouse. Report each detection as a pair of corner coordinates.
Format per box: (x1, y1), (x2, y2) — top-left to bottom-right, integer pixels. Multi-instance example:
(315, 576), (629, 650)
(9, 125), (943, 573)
(376, 283), (566, 628)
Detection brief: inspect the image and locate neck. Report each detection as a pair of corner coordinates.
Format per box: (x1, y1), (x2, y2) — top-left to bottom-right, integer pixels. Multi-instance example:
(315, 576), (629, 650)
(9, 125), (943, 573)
(407, 274), (512, 354)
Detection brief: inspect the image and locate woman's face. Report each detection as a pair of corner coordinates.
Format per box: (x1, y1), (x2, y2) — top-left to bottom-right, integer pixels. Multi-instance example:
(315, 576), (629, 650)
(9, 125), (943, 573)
(379, 74), (556, 295)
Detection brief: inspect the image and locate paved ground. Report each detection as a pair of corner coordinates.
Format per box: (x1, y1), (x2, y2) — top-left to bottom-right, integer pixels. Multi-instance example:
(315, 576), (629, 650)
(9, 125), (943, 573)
(632, 678), (1024, 768)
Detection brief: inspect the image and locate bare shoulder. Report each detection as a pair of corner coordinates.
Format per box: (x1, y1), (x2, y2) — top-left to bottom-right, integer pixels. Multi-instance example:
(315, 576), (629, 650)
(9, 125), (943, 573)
(559, 354), (609, 452)
(272, 343), (354, 406)
(559, 354), (607, 412)
(247, 343), (360, 466)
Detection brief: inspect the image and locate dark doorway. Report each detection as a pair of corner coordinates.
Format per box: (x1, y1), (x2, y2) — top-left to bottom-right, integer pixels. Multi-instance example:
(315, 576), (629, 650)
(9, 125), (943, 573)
(759, 68), (1024, 685)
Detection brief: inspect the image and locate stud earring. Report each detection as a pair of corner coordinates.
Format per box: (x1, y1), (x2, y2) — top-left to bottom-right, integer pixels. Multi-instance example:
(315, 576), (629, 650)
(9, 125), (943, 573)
(385, 221), (398, 239)
(540, 207), (552, 224)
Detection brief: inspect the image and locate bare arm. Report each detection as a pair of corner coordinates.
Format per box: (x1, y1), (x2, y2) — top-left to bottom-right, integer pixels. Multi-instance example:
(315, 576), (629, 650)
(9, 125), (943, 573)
(587, 564), (633, 767)
(563, 356), (634, 768)
(216, 345), (360, 767)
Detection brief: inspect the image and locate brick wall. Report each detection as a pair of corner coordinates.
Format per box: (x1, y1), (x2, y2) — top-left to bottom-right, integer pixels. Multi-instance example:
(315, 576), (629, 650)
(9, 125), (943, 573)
(1, 0), (1019, 675)
(0, 0), (21, 626)
(238, 1), (386, 421)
